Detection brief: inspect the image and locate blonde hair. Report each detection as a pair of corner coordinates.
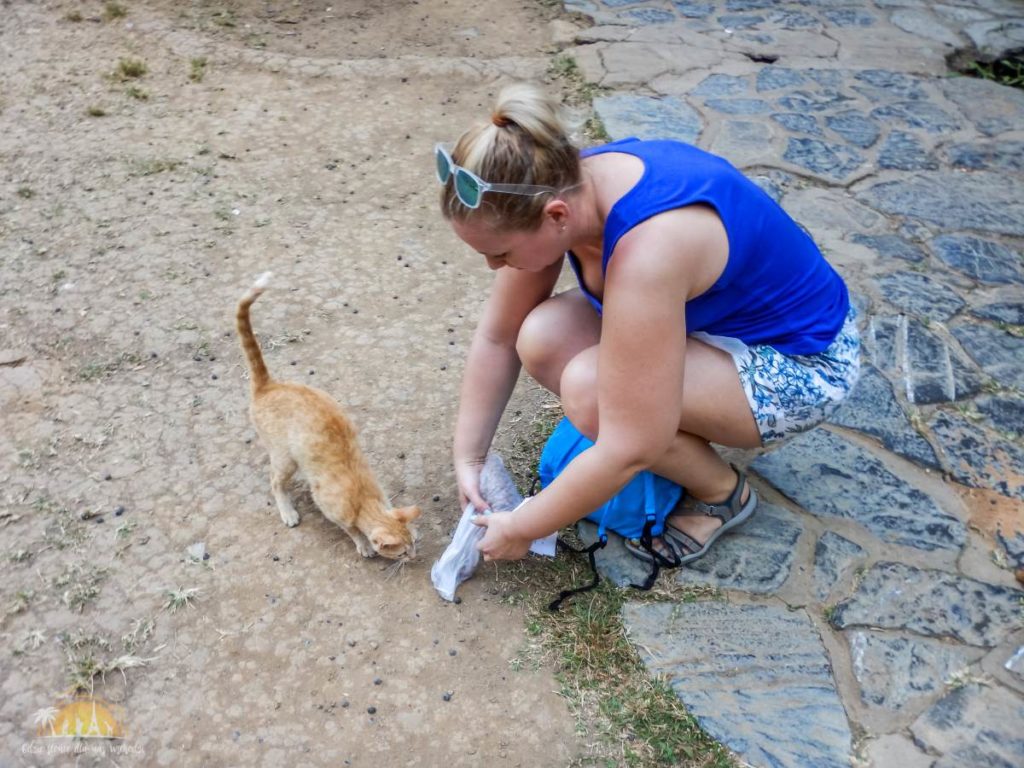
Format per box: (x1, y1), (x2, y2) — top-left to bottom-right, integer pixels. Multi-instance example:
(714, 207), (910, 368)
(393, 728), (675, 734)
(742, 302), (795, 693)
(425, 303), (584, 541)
(440, 83), (581, 230)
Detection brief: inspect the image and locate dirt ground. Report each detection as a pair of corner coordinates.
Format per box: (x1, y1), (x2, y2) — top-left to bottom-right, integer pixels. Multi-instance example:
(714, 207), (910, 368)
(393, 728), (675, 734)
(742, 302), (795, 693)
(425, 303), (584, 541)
(0, 2), (585, 765)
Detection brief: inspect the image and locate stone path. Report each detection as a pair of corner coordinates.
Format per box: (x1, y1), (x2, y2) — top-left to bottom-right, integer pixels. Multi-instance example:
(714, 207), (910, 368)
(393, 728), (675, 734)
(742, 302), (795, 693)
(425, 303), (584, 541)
(558, 1), (1024, 766)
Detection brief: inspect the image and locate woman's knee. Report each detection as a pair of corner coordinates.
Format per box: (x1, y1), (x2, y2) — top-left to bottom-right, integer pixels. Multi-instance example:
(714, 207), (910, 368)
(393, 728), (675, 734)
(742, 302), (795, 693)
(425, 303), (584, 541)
(560, 349), (599, 439)
(516, 291), (599, 391)
(516, 301), (562, 377)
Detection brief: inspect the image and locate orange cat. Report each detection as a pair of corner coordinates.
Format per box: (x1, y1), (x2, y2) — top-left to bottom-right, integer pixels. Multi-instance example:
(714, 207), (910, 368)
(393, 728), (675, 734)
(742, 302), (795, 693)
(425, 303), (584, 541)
(236, 272), (420, 560)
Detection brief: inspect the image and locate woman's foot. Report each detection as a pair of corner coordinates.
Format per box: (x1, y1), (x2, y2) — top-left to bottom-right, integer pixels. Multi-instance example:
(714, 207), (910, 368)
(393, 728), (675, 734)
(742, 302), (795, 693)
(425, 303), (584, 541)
(661, 465), (757, 566)
(666, 476), (752, 545)
(624, 465), (757, 567)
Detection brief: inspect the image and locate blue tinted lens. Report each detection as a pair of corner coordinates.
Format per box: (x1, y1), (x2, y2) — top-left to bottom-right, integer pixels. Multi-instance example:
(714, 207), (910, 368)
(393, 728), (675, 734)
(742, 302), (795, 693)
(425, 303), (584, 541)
(435, 148), (451, 183)
(455, 169), (482, 208)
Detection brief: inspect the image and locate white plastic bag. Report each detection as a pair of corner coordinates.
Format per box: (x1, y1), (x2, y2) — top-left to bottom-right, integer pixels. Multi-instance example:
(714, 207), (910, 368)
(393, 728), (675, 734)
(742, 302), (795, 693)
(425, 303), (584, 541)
(431, 453), (555, 602)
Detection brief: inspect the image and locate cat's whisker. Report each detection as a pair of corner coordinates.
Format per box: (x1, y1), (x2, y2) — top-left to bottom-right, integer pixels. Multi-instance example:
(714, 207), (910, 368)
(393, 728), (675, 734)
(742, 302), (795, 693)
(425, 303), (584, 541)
(384, 559), (405, 581)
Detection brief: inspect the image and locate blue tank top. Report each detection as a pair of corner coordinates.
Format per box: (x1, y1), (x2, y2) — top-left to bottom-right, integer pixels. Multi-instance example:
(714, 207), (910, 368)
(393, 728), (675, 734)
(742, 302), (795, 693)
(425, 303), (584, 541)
(570, 138), (849, 355)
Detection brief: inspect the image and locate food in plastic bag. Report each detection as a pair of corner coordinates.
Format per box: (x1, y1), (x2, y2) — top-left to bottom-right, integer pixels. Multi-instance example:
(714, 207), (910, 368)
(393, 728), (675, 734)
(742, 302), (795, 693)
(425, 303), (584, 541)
(430, 453), (555, 602)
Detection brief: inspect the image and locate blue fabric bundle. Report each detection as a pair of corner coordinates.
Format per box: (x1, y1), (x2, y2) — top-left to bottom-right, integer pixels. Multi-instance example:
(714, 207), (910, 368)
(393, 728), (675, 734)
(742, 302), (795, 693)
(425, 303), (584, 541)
(538, 417), (684, 541)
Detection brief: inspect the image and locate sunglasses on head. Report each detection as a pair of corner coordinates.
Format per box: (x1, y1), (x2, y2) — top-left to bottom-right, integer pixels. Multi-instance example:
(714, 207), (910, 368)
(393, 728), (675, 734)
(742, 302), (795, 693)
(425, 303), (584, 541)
(435, 143), (560, 210)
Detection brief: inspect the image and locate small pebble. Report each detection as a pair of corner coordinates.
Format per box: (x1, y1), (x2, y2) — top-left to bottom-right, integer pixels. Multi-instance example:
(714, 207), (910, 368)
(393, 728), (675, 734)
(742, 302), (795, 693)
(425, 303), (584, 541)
(347, 639), (356, 647)
(373, 678), (382, 685)
(341, 699), (350, 708)
(104, 473), (112, 481)
(95, 517), (104, 524)
(272, 555), (280, 561)
(114, 506), (125, 516)
(442, 692), (453, 702)
(433, 495), (440, 502)
(448, 649), (457, 657)
(211, 374), (218, 380)
(367, 706), (376, 715)
(453, 596), (462, 604)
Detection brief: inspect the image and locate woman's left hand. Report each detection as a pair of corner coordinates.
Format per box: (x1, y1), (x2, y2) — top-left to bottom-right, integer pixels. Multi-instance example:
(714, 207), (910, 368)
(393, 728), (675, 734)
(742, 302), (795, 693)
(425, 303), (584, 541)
(473, 512), (532, 561)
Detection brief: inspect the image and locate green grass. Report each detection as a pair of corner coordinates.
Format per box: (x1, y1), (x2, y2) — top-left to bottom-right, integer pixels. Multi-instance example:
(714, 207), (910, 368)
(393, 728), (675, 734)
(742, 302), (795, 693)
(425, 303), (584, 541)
(546, 53), (604, 106)
(497, 558), (734, 767)
(130, 158), (180, 177)
(583, 115), (611, 143)
(961, 56), (1024, 89)
(76, 351), (143, 381)
(125, 84), (149, 101)
(57, 629), (156, 693)
(103, 2), (128, 21)
(544, 53), (610, 144)
(116, 57), (147, 79)
(164, 587), (200, 612)
(189, 57), (208, 82)
(17, 186), (34, 199)
(53, 564), (109, 612)
(7, 589), (34, 617)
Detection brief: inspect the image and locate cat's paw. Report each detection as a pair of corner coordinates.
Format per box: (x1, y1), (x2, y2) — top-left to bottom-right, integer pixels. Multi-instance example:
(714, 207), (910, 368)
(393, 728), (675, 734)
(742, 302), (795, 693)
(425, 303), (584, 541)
(280, 509), (300, 527)
(356, 542), (377, 558)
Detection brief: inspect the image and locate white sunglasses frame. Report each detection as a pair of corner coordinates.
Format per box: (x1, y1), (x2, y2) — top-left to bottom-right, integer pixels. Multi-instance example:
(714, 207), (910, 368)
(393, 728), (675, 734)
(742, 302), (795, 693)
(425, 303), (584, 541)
(434, 143), (559, 209)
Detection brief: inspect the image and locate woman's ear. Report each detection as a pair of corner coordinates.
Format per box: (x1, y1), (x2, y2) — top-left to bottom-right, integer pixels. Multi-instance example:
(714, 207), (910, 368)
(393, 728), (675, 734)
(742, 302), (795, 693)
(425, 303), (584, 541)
(544, 199), (570, 228)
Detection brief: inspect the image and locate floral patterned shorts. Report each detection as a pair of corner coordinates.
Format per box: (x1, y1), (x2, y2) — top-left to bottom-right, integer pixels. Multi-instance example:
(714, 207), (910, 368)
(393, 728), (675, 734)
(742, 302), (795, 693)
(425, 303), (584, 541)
(692, 308), (861, 446)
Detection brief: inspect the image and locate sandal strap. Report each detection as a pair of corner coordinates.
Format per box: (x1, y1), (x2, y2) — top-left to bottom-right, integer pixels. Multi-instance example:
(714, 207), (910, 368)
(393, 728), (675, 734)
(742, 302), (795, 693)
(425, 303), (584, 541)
(666, 527), (703, 557)
(693, 465), (748, 524)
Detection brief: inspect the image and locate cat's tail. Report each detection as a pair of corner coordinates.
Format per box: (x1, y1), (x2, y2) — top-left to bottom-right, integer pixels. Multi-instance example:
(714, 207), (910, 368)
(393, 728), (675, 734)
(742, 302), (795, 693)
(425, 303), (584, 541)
(237, 271), (274, 394)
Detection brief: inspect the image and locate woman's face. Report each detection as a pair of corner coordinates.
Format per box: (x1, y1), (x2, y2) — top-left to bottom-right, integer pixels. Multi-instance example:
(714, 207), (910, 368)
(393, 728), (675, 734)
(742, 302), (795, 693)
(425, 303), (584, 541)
(451, 212), (567, 273)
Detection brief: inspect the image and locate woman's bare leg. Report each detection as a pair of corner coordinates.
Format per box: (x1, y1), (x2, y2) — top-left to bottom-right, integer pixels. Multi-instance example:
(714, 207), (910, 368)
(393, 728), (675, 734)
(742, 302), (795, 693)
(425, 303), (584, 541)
(517, 290), (760, 546)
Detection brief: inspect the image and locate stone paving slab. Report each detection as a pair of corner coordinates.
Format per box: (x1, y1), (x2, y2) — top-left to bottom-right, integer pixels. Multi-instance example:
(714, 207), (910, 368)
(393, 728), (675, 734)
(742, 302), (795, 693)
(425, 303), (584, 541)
(828, 365), (940, 470)
(928, 409), (1024, 501)
(831, 562), (1022, 647)
(847, 630), (984, 711)
(813, 531), (867, 602)
(751, 429), (966, 552)
(578, 501), (803, 594)
(560, 1), (1024, 764)
(624, 601), (852, 768)
(909, 683), (1024, 767)
(673, 501), (803, 594)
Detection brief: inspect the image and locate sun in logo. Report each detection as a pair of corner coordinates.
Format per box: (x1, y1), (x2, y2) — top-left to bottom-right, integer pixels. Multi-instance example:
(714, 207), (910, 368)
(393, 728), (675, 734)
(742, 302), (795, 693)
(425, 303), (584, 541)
(33, 696), (125, 738)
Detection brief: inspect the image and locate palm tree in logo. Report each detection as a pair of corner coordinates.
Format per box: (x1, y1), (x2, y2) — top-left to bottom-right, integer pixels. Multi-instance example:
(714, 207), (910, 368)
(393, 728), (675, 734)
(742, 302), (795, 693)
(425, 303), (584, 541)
(32, 706), (60, 737)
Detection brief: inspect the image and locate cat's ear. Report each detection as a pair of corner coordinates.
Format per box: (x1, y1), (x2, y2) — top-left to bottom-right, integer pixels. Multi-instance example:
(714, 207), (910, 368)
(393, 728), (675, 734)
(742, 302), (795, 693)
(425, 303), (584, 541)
(391, 505), (421, 523)
(370, 529), (401, 550)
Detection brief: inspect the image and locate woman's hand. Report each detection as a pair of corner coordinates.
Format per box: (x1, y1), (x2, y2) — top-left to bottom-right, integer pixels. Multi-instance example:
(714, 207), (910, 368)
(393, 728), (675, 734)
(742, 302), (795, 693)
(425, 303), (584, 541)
(455, 457), (490, 512)
(473, 512), (532, 561)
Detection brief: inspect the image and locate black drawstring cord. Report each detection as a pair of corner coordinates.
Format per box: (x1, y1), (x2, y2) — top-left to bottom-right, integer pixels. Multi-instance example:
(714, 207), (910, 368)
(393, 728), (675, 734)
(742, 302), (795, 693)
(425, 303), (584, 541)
(629, 517), (668, 591)
(531, 476), (675, 608)
(548, 537), (606, 611)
